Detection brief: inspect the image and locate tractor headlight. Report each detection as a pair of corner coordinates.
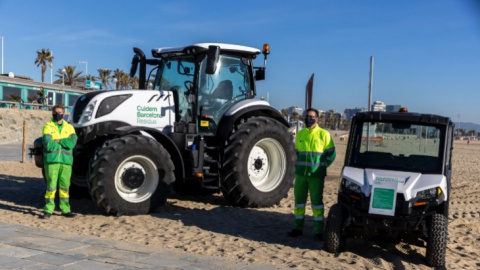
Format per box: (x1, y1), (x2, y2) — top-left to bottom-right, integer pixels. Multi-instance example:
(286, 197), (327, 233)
(416, 187), (440, 200)
(342, 178), (362, 193)
(83, 100), (97, 123)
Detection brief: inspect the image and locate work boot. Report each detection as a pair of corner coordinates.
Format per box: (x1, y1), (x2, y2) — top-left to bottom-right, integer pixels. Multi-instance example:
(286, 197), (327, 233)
(287, 229), (303, 237)
(40, 212), (51, 219)
(61, 212), (76, 218)
(315, 233), (324, 241)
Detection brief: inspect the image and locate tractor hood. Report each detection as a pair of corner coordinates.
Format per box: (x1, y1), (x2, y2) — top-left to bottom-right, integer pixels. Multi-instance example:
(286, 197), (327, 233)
(71, 89), (175, 129)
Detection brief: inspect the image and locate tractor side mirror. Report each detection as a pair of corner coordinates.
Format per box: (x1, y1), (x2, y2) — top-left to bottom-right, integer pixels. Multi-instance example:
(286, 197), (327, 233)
(206, 46), (220, 74)
(255, 68), (265, 81)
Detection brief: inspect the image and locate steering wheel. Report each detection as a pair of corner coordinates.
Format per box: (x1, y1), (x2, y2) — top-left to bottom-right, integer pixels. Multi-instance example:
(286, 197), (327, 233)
(184, 80), (194, 90)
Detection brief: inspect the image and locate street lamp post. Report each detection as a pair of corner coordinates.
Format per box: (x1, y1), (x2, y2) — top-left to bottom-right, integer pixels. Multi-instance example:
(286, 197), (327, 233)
(75, 61), (88, 79)
(61, 68), (66, 86)
(112, 78), (117, 90)
(1, 35), (4, 74)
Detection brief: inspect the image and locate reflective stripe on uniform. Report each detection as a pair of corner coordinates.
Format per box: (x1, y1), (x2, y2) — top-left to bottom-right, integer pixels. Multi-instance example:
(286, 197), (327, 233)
(297, 151), (323, 157)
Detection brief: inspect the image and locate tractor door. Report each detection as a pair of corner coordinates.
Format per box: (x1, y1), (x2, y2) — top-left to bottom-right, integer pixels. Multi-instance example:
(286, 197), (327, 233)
(154, 56), (196, 124)
(197, 54), (254, 135)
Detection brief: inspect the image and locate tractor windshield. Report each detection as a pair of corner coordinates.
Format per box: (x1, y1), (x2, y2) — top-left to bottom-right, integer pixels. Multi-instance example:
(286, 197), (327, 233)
(349, 121), (445, 173)
(197, 54), (253, 134)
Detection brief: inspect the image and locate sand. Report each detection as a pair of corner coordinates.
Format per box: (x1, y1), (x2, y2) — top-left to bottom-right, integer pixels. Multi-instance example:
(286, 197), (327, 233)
(0, 138), (479, 269)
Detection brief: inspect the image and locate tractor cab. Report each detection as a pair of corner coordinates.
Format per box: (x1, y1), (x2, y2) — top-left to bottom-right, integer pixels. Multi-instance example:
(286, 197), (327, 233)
(131, 43), (270, 135)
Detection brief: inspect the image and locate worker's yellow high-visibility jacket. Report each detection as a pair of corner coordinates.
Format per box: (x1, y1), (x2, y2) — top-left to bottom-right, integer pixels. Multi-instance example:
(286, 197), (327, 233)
(295, 125), (336, 177)
(42, 119), (77, 165)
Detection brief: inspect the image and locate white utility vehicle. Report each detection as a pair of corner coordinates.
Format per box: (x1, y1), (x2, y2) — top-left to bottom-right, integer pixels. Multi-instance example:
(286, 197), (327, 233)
(324, 110), (453, 267)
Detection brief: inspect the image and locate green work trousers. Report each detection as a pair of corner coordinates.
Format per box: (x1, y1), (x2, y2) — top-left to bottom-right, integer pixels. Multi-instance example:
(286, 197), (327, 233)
(44, 163), (72, 214)
(293, 174), (325, 234)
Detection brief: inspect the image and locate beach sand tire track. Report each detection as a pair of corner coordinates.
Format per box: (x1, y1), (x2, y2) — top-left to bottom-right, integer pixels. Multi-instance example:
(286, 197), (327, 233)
(220, 116), (295, 207)
(88, 135), (174, 215)
(325, 203), (347, 253)
(426, 212), (448, 267)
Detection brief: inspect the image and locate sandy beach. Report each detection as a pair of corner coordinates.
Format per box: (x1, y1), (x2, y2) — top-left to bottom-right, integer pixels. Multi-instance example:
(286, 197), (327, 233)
(0, 137), (479, 269)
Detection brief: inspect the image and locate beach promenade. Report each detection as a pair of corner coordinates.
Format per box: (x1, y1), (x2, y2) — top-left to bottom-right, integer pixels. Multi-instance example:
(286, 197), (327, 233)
(0, 222), (276, 269)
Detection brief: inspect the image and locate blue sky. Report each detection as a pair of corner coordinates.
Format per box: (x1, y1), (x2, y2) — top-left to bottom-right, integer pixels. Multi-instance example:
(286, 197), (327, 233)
(1, 0), (479, 124)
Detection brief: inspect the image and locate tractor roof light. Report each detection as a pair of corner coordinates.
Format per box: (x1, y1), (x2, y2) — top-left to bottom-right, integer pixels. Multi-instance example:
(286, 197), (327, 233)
(262, 43), (270, 56)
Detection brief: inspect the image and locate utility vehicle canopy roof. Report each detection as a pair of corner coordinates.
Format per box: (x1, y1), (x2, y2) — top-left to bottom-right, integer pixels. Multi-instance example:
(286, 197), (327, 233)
(354, 111), (452, 126)
(152, 43), (260, 58)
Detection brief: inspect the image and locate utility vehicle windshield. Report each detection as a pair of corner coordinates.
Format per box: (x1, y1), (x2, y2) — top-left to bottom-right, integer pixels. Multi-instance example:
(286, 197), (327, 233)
(350, 121), (444, 173)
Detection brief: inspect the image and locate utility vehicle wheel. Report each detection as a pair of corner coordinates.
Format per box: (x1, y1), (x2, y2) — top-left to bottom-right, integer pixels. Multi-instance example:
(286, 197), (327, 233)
(221, 116), (295, 207)
(88, 135), (174, 215)
(325, 204), (347, 253)
(425, 213), (447, 267)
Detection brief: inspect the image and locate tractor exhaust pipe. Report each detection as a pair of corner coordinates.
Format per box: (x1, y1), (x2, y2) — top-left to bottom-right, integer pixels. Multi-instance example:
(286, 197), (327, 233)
(130, 47), (147, 89)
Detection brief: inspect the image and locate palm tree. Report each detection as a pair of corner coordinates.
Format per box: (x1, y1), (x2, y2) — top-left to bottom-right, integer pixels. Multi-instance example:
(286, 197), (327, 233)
(113, 69), (124, 89)
(54, 65), (83, 86)
(130, 76), (139, 89)
(97, 69), (112, 90)
(85, 75), (97, 81)
(34, 49), (54, 82)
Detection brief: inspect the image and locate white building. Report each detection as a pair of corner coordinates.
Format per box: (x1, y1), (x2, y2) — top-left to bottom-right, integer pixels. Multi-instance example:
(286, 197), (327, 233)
(372, 101), (386, 112)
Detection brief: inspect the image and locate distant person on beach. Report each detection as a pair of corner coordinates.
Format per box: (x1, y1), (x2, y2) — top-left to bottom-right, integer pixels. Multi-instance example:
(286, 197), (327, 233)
(40, 104), (78, 219)
(288, 108), (336, 240)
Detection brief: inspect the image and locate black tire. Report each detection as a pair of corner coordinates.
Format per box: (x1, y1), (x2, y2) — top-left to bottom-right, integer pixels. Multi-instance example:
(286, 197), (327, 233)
(88, 135), (175, 215)
(220, 116), (295, 207)
(425, 213), (448, 267)
(69, 173), (89, 199)
(325, 204), (347, 253)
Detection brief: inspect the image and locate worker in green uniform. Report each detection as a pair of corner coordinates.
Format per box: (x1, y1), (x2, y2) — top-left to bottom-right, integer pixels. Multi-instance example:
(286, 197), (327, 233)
(40, 104), (78, 219)
(288, 108), (336, 240)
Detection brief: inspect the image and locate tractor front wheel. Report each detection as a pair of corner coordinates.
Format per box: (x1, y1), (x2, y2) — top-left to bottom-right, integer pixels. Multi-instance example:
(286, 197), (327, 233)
(88, 135), (174, 215)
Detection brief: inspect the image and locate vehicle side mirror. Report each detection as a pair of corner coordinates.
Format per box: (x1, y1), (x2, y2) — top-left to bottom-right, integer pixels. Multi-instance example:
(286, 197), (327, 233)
(255, 68), (265, 81)
(206, 46), (220, 74)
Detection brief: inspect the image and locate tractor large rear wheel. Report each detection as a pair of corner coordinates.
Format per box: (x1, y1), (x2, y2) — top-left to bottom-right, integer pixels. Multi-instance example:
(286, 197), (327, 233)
(88, 135), (174, 215)
(220, 117), (295, 207)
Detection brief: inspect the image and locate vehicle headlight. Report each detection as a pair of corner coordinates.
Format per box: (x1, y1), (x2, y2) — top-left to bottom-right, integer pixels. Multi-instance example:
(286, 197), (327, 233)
(342, 178), (362, 193)
(83, 100), (97, 123)
(416, 187), (440, 200)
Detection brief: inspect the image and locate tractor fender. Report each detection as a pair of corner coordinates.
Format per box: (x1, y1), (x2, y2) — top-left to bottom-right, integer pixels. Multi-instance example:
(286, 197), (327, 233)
(114, 126), (185, 181)
(216, 100), (289, 143)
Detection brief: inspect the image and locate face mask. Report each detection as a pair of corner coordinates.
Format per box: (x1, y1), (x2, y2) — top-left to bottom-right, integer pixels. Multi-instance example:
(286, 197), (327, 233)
(305, 117), (316, 128)
(52, 113), (64, 121)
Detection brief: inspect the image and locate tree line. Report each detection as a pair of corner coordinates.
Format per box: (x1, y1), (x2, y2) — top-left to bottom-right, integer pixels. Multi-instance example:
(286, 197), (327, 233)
(35, 48), (139, 90)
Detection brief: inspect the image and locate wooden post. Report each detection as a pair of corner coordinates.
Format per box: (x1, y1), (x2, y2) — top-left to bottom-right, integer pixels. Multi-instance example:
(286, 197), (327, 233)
(22, 120), (26, 163)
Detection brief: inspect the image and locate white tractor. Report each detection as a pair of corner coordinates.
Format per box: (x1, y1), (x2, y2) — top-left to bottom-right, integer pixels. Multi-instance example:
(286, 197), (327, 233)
(32, 43), (296, 215)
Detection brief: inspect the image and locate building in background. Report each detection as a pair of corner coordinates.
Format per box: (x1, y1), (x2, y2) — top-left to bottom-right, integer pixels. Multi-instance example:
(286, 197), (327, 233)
(344, 107), (366, 120)
(372, 101), (386, 112)
(386, 104), (402, 112)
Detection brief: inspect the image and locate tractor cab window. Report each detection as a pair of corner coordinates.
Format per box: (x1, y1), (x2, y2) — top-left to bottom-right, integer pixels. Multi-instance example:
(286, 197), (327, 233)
(197, 54), (252, 134)
(154, 56), (195, 123)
